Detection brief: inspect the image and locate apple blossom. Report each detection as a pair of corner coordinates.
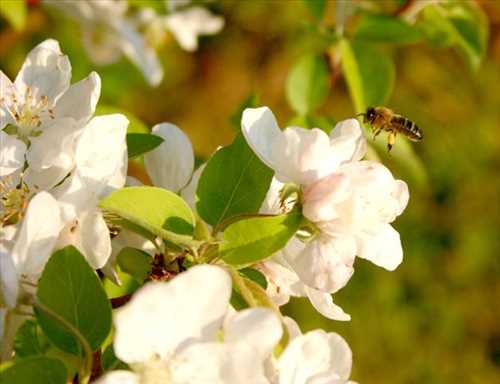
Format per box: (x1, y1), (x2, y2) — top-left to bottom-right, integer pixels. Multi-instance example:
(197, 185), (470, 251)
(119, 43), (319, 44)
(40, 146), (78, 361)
(96, 265), (279, 384)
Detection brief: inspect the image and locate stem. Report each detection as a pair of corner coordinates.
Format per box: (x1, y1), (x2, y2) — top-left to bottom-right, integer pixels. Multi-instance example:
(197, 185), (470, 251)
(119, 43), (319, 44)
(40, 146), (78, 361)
(227, 267), (258, 307)
(0, 311), (25, 362)
(33, 299), (93, 384)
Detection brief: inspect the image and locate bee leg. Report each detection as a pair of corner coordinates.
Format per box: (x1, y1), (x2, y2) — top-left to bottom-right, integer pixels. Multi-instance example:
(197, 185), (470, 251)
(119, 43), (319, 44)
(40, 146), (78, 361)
(387, 131), (396, 152)
(372, 127), (382, 140)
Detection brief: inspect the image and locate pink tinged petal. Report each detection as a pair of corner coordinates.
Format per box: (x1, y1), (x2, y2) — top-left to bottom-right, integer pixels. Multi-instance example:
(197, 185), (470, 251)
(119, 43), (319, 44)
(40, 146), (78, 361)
(144, 123), (194, 193)
(94, 370), (139, 384)
(113, 265), (231, 364)
(241, 107), (283, 172)
(356, 224), (403, 271)
(302, 172), (350, 223)
(0, 132), (26, 177)
(11, 192), (62, 277)
(285, 235), (355, 293)
(278, 330), (352, 384)
(224, 307), (282, 359)
(164, 7), (224, 52)
(330, 118), (366, 162)
(14, 39), (71, 105)
(171, 342), (268, 384)
(54, 71), (101, 124)
(0, 71), (16, 129)
(304, 287), (351, 322)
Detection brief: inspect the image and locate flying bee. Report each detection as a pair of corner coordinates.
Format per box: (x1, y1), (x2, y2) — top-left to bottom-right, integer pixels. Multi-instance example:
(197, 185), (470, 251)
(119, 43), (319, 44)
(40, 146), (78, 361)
(357, 106), (423, 151)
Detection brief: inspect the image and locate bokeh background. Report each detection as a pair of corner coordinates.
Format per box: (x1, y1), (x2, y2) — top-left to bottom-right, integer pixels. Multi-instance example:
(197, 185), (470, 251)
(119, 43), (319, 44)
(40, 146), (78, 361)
(1, 1), (499, 383)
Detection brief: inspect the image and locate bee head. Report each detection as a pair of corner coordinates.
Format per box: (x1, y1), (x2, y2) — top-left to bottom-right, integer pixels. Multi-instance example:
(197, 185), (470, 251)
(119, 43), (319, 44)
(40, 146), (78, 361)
(365, 107), (376, 123)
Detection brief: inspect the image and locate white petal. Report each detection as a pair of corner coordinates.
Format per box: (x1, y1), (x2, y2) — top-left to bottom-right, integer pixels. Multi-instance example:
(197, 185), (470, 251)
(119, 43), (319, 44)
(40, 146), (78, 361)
(283, 316), (302, 340)
(75, 114), (128, 193)
(54, 71), (101, 124)
(0, 132), (26, 177)
(259, 177), (284, 215)
(224, 307), (282, 359)
(94, 370), (139, 384)
(355, 224), (403, 271)
(14, 39), (71, 104)
(113, 265), (231, 364)
(258, 256), (304, 306)
(304, 287), (350, 322)
(23, 165), (72, 192)
(144, 123), (194, 192)
(330, 118), (366, 162)
(78, 209), (112, 269)
(0, 71), (16, 129)
(241, 107), (283, 172)
(0, 227), (19, 308)
(164, 7), (224, 52)
(285, 235), (355, 293)
(180, 164), (205, 211)
(114, 21), (164, 86)
(278, 330), (352, 384)
(392, 179), (410, 216)
(171, 342), (268, 384)
(11, 192), (61, 276)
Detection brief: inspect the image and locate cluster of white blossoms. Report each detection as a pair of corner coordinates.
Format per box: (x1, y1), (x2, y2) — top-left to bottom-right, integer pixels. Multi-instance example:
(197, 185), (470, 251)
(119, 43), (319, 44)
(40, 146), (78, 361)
(43, 0), (224, 86)
(0, 37), (411, 383)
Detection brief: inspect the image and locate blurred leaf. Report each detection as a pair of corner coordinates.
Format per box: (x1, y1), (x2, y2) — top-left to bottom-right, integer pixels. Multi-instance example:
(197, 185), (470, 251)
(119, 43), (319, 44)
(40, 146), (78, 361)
(230, 93), (259, 130)
(128, 0), (165, 12)
(303, 0), (326, 19)
(196, 134), (273, 228)
(99, 187), (196, 246)
(126, 133), (164, 159)
(340, 39), (395, 113)
(220, 212), (302, 267)
(117, 247), (152, 283)
(288, 114), (335, 133)
(0, 357), (66, 384)
(96, 105), (149, 134)
(419, 4), (488, 71)
(35, 246), (112, 355)
(0, 0), (26, 31)
(14, 320), (48, 358)
(354, 13), (423, 44)
(286, 54), (330, 115)
(101, 344), (128, 371)
(239, 268), (268, 289)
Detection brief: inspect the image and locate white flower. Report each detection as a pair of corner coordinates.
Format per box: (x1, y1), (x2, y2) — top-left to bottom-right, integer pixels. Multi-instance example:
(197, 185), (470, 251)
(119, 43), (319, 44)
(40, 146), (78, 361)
(0, 39), (101, 190)
(164, 6), (224, 52)
(44, 0), (163, 86)
(96, 265), (280, 384)
(53, 114), (128, 269)
(243, 106), (408, 320)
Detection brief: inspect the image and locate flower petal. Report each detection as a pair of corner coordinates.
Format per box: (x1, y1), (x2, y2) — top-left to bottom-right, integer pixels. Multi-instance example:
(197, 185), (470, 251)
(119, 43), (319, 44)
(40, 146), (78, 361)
(171, 342), (268, 384)
(54, 71), (101, 124)
(355, 224), (403, 271)
(14, 39), (71, 104)
(113, 265), (231, 364)
(0, 132), (26, 177)
(144, 123), (194, 193)
(0, 71), (16, 129)
(180, 164), (205, 211)
(224, 307), (282, 359)
(285, 235), (355, 293)
(330, 118), (366, 163)
(11, 192), (61, 277)
(304, 287), (351, 322)
(0, 226), (19, 308)
(94, 370), (139, 384)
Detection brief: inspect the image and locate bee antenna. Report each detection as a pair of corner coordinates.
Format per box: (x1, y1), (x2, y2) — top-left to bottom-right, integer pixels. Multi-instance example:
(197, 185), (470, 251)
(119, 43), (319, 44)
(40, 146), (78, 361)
(354, 112), (365, 118)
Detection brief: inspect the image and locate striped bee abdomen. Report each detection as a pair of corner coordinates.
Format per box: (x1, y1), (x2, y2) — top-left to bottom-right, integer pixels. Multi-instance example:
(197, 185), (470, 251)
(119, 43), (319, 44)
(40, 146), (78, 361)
(391, 115), (423, 141)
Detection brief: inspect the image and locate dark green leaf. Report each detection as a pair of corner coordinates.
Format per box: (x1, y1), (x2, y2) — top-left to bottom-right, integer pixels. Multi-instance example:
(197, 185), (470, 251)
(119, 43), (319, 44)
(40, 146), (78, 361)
(117, 247), (152, 283)
(35, 246), (112, 354)
(286, 54), (330, 115)
(239, 268), (268, 289)
(14, 320), (48, 358)
(101, 344), (128, 371)
(126, 133), (164, 159)
(99, 186), (196, 246)
(196, 134), (273, 228)
(354, 13), (423, 44)
(0, 357), (66, 384)
(220, 212), (302, 267)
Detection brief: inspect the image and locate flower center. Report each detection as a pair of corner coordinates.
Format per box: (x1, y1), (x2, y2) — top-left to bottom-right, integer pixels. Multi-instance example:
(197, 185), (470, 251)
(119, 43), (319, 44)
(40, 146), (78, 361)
(135, 356), (172, 384)
(0, 175), (30, 226)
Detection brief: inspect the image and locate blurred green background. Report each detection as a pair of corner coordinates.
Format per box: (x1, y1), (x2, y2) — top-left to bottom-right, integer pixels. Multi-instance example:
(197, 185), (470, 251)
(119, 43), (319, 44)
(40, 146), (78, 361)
(1, 0), (499, 383)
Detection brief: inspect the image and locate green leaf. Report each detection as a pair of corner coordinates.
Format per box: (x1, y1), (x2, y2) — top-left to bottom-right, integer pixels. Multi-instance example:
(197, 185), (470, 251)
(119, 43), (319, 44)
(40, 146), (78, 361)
(354, 13), (423, 44)
(126, 133), (164, 159)
(117, 247), (152, 283)
(101, 344), (128, 371)
(286, 54), (330, 115)
(0, 0), (26, 31)
(99, 186), (196, 246)
(340, 39), (395, 113)
(196, 134), (273, 228)
(239, 268), (268, 289)
(0, 357), (66, 384)
(14, 320), (49, 358)
(419, 4), (488, 71)
(35, 246), (112, 355)
(303, 0), (326, 19)
(220, 212), (302, 267)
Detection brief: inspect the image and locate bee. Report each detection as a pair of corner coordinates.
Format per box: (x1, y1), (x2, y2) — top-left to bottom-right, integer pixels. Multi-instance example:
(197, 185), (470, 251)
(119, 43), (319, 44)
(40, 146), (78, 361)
(358, 106), (423, 151)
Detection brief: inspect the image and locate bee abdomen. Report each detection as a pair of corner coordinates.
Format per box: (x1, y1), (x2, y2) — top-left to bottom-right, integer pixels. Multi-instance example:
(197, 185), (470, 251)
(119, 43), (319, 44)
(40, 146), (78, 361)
(392, 116), (423, 141)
